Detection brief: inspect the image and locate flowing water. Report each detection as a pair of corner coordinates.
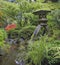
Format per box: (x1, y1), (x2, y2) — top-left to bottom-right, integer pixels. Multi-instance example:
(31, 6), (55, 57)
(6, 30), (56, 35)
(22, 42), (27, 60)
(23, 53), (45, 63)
(31, 24), (42, 40)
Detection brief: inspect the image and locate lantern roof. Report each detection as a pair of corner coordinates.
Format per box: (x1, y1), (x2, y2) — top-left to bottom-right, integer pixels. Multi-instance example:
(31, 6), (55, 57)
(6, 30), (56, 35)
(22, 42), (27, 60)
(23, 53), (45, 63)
(33, 10), (51, 15)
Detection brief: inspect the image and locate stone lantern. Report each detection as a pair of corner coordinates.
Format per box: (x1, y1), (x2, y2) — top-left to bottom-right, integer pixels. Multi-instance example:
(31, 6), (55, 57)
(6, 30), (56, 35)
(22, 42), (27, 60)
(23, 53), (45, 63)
(33, 10), (51, 26)
(33, 10), (51, 36)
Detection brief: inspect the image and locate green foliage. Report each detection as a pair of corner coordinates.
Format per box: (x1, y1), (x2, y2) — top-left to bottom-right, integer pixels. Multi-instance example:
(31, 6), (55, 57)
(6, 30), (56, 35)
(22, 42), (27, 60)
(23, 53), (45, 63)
(46, 37), (60, 65)
(23, 13), (39, 26)
(0, 0), (60, 65)
(7, 26), (36, 40)
(19, 1), (33, 13)
(0, 0), (20, 25)
(0, 28), (7, 47)
(48, 43), (60, 64)
(19, 26), (36, 40)
(27, 36), (47, 65)
(48, 10), (60, 29)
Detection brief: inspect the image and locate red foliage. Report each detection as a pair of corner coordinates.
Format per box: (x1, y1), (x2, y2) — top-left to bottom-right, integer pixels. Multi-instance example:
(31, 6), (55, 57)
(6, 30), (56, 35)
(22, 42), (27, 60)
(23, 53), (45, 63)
(5, 23), (16, 31)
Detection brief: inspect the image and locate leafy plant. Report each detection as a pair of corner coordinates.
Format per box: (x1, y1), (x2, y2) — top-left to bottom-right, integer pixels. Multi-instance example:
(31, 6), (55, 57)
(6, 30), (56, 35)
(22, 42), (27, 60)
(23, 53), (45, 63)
(19, 26), (36, 40)
(47, 39), (60, 65)
(27, 36), (47, 65)
(0, 28), (7, 47)
(47, 10), (60, 29)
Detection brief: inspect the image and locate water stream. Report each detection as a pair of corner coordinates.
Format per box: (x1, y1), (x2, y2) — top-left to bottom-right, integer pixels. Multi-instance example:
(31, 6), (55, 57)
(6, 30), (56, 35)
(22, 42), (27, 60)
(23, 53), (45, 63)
(31, 24), (42, 41)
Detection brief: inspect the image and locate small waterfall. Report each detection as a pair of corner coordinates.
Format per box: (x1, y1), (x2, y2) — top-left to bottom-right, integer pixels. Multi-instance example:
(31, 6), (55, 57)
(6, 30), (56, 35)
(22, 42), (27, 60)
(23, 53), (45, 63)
(31, 25), (42, 41)
(33, 25), (42, 36)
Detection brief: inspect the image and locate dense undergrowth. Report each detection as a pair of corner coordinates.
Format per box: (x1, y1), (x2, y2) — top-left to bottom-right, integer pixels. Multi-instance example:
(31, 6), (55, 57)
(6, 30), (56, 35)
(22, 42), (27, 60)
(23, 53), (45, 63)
(0, 0), (60, 65)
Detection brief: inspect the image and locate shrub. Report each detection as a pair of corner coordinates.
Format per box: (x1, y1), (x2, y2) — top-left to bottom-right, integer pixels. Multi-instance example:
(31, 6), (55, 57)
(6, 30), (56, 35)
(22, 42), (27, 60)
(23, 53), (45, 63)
(47, 39), (60, 65)
(27, 36), (47, 65)
(19, 26), (36, 40)
(0, 28), (7, 47)
(47, 10), (60, 29)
